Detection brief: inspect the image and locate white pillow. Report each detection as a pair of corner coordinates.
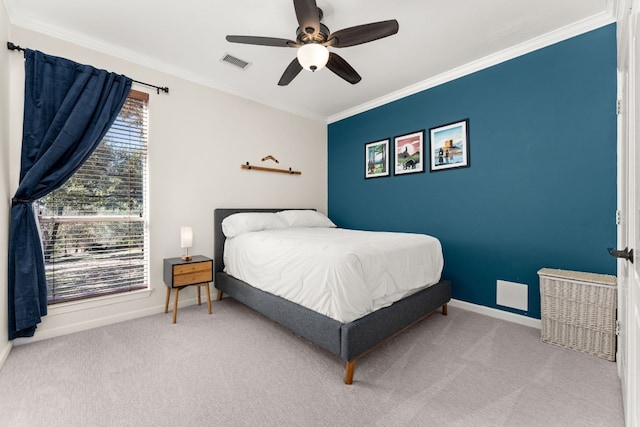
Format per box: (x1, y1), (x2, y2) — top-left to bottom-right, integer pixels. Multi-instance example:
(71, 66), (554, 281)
(222, 212), (287, 238)
(276, 210), (336, 228)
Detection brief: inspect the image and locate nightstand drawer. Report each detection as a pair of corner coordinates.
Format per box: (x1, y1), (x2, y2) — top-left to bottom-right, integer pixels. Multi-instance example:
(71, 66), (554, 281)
(173, 261), (212, 286)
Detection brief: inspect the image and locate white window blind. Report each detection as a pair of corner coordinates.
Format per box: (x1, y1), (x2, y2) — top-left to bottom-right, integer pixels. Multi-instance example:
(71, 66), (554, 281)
(37, 90), (150, 304)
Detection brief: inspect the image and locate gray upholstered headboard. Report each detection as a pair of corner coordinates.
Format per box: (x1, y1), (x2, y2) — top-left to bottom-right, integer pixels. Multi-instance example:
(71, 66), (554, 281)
(213, 208), (312, 274)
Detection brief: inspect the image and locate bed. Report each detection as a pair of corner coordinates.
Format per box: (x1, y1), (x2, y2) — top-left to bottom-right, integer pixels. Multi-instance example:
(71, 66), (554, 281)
(214, 208), (451, 384)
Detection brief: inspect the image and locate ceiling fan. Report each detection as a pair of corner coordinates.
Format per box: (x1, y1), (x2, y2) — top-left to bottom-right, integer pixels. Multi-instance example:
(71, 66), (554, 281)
(225, 0), (399, 86)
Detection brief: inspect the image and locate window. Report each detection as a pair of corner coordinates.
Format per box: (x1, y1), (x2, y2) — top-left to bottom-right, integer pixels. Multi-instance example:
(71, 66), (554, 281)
(37, 90), (149, 304)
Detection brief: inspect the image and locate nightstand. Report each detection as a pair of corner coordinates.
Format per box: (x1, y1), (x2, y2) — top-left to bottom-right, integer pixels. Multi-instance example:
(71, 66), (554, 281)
(163, 255), (213, 323)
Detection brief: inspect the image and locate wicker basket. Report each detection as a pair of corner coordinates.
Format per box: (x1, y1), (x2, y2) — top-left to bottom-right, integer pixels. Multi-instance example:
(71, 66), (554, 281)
(538, 268), (617, 361)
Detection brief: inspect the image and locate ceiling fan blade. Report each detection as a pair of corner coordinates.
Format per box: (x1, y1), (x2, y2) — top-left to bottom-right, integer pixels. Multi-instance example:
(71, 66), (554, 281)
(226, 35), (297, 48)
(326, 52), (361, 85)
(326, 20), (399, 48)
(278, 58), (303, 86)
(294, 0), (320, 38)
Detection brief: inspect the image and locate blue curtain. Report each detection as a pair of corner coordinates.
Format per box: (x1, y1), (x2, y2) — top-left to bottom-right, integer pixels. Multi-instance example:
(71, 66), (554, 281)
(8, 50), (132, 339)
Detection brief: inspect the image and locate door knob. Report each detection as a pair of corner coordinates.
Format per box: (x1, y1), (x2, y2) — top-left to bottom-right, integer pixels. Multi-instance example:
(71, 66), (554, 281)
(608, 247), (634, 263)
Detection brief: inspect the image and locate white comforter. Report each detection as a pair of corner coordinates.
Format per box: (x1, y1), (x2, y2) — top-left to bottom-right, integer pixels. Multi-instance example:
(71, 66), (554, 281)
(223, 227), (444, 323)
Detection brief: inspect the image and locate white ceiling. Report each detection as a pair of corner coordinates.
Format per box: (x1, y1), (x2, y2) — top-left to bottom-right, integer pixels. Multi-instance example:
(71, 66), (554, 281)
(5, 0), (614, 122)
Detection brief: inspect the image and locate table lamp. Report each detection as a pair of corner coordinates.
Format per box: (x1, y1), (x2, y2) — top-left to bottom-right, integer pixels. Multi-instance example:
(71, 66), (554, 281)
(180, 226), (193, 261)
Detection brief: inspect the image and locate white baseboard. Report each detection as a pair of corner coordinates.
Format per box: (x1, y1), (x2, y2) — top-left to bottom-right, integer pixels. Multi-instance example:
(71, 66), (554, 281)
(449, 298), (542, 329)
(0, 341), (13, 371)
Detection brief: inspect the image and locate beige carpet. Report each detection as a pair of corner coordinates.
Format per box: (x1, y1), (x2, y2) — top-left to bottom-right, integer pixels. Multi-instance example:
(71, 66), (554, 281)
(0, 299), (624, 426)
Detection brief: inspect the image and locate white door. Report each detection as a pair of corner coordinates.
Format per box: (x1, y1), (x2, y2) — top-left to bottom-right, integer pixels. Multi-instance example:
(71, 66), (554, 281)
(617, 65), (630, 425)
(618, 2), (640, 425)
(629, 11), (640, 423)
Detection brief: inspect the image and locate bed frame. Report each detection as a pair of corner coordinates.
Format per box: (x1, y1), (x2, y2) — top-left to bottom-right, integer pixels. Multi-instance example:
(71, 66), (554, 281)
(213, 208), (451, 384)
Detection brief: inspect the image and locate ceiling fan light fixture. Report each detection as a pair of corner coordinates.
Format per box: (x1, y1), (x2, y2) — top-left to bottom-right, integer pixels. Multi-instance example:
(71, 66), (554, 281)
(226, 2), (399, 85)
(297, 43), (329, 72)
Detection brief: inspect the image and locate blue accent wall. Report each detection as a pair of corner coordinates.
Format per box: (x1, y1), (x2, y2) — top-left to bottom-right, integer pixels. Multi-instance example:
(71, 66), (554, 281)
(327, 24), (617, 319)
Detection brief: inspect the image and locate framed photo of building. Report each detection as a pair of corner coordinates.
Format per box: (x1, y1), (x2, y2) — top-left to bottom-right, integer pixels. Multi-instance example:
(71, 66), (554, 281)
(364, 138), (390, 179)
(393, 130), (425, 175)
(429, 119), (470, 172)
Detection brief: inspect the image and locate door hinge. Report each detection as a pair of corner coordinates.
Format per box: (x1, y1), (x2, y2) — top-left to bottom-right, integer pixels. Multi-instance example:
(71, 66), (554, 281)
(616, 320), (621, 336)
(617, 99), (623, 115)
(616, 209), (622, 225)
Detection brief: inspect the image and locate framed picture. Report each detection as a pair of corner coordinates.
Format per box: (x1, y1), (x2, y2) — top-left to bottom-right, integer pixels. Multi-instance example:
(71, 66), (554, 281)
(394, 130), (425, 175)
(364, 139), (390, 179)
(429, 119), (470, 172)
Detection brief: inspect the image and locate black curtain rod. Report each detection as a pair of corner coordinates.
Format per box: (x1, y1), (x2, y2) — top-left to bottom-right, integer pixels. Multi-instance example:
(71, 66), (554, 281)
(7, 41), (169, 94)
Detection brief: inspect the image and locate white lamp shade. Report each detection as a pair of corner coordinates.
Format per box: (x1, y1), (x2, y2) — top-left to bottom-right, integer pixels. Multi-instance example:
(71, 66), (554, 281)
(180, 226), (193, 248)
(297, 43), (329, 71)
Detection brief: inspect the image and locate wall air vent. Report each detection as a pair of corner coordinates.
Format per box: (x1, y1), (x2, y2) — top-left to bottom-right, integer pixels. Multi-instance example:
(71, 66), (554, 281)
(221, 54), (250, 70)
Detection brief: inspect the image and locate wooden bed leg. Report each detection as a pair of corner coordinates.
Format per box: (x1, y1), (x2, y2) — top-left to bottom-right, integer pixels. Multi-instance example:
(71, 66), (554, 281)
(216, 290), (223, 301)
(442, 303), (448, 316)
(345, 360), (356, 385)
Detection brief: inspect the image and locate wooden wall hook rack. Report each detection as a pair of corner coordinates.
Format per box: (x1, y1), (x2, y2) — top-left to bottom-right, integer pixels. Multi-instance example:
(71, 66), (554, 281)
(241, 162), (301, 175)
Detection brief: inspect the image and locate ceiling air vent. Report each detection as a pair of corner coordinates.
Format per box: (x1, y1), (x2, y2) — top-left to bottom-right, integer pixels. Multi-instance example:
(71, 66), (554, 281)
(221, 53), (250, 70)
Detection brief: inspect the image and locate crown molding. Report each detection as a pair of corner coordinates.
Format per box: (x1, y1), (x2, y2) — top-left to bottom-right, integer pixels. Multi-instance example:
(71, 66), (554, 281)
(7, 7), (615, 125)
(327, 10), (616, 124)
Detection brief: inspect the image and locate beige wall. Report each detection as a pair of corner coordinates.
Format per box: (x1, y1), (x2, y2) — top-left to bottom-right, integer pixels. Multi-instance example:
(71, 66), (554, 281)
(5, 26), (327, 344)
(0, 2), (11, 363)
